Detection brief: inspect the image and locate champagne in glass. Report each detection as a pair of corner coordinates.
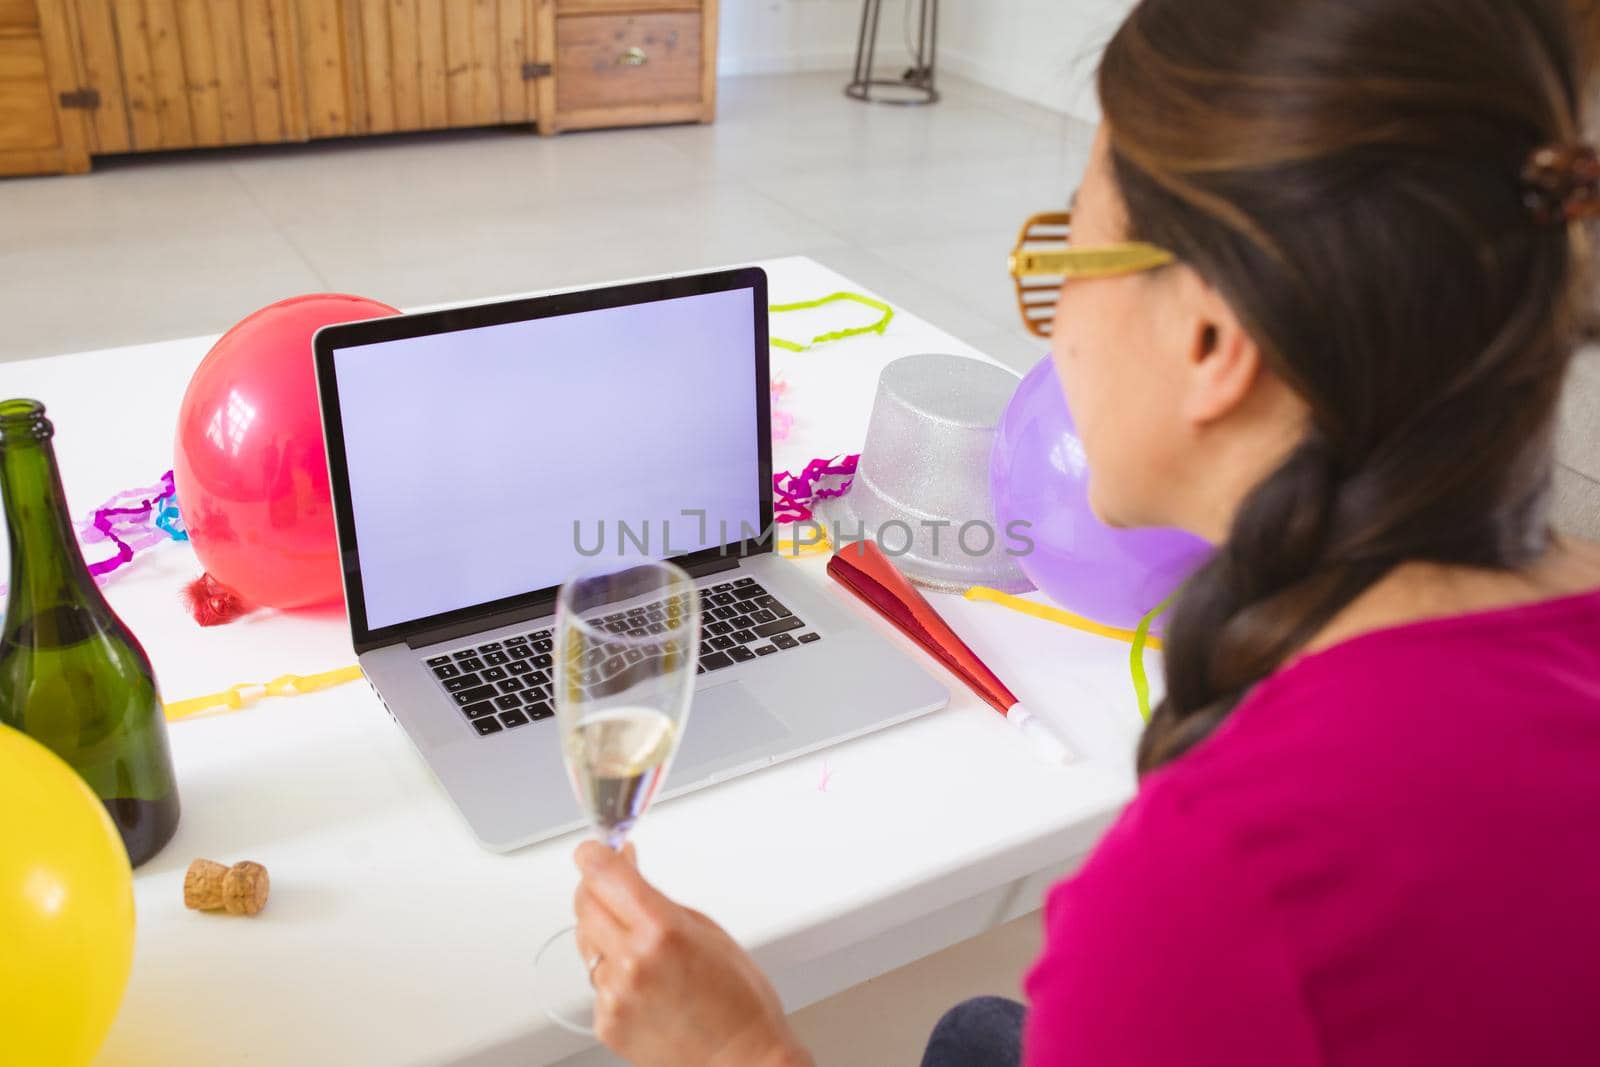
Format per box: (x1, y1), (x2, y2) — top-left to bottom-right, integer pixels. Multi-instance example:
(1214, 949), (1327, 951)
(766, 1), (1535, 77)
(535, 558), (700, 1032)
(566, 705), (678, 845)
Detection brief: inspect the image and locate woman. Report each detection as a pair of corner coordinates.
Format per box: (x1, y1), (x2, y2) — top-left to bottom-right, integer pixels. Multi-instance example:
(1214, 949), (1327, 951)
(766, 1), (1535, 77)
(571, 0), (1600, 1063)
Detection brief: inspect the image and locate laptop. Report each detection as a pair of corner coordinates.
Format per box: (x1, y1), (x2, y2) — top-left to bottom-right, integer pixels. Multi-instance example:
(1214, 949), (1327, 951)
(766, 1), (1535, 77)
(312, 266), (950, 852)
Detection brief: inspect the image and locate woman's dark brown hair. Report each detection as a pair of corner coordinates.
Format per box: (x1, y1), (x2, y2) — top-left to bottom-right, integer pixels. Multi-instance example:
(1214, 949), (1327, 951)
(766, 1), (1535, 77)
(1095, 0), (1594, 774)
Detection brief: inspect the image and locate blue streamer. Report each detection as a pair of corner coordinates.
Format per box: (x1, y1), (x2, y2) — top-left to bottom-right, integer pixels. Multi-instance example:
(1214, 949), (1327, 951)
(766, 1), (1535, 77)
(154, 492), (188, 542)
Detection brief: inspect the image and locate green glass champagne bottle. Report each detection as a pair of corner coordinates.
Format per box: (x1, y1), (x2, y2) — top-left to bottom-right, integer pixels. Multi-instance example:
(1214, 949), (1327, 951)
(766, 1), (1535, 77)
(0, 398), (180, 867)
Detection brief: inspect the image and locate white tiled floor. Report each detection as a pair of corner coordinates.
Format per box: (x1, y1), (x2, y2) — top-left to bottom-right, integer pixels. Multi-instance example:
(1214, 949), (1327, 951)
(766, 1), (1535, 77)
(790, 912), (1043, 1065)
(0, 71), (1092, 1063)
(0, 72), (1087, 373)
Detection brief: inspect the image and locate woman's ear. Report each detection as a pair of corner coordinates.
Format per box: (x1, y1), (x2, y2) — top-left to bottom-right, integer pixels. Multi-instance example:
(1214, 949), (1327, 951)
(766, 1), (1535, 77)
(1173, 270), (1262, 427)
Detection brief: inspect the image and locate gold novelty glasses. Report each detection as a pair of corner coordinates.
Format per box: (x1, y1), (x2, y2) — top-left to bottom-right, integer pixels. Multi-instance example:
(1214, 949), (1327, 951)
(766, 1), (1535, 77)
(1007, 211), (1175, 337)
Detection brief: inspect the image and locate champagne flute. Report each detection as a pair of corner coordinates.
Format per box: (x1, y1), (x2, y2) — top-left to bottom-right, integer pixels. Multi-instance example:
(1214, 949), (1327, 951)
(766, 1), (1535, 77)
(534, 559), (701, 1033)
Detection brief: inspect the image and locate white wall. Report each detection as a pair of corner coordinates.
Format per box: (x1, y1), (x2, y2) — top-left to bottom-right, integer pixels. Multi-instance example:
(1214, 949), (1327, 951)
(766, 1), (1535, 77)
(716, 0), (933, 78)
(716, 0), (1136, 124)
(717, 0), (875, 76)
(939, 0), (1134, 122)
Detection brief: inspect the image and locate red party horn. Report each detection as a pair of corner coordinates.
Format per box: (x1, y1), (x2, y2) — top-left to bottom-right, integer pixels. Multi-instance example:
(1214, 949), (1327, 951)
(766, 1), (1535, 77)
(827, 540), (1073, 763)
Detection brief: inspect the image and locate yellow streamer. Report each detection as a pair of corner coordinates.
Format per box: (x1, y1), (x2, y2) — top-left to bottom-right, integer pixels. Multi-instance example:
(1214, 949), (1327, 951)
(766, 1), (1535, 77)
(775, 528), (834, 558)
(769, 292), (895, 352)
(1128, 590), (1176, 722)
(164, 665), (364, 722)
(963, 586), (1164, 651)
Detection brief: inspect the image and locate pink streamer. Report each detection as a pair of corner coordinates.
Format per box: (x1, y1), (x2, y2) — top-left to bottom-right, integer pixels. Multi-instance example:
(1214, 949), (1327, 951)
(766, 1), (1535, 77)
(774, 454), (859, 523)
(79, 477), (170, 544)
(771, 377), (794, 443)
(1, 472), (181, 600)
(85, 471), (177, 578)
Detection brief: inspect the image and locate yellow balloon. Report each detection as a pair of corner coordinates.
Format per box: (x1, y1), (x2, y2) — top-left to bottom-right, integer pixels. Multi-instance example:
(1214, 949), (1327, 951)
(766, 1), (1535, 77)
(0, 723), (135, 1067)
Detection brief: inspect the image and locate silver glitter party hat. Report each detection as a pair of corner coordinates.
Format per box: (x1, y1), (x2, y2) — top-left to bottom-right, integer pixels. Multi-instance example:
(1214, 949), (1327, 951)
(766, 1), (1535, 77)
(822, 353), (1033, 593)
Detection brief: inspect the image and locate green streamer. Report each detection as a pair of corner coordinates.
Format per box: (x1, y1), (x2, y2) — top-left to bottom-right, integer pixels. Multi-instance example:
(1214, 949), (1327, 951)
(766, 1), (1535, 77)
(769, 291), (895, 352)
(1130, 590), (1179, 722)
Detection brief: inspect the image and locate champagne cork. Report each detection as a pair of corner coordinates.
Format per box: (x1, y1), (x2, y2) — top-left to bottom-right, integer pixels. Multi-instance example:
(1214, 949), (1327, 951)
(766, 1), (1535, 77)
(184, 859), (270, 916)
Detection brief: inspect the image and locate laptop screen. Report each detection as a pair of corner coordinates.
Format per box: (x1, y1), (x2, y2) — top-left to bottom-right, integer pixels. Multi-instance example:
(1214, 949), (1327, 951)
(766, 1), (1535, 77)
(326, 284), (764, 633)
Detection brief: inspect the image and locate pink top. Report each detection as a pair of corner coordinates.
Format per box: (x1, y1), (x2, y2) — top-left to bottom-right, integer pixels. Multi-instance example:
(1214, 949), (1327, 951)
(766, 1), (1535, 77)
(1024, 588), (1600, 1065)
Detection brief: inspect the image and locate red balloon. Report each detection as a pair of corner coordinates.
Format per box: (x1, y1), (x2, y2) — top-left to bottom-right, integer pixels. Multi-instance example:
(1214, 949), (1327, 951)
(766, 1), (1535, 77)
(173, 294), (399, 610)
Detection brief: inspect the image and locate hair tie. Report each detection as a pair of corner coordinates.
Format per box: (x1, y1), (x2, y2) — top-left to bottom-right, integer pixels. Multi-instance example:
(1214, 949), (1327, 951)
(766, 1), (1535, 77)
(1522, 143), (1600, 224)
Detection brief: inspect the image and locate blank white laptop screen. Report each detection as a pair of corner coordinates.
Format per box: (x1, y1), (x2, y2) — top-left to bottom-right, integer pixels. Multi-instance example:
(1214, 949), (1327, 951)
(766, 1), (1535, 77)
(329, 287), (762, 630)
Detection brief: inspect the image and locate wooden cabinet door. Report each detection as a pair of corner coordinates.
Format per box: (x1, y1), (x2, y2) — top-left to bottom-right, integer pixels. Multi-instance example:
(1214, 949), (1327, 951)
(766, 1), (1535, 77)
(0, 0), (89, 175)
(300, 0), (552, 139)
(55, 0), (305, 154)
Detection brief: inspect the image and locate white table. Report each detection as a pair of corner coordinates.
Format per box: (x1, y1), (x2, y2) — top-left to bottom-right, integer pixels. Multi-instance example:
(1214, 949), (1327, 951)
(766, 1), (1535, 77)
(1, 257), (1145, 1066)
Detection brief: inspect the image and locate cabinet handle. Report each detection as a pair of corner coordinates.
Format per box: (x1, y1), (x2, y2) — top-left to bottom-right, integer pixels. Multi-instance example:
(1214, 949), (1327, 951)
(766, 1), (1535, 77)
(617, 46), (648, 67)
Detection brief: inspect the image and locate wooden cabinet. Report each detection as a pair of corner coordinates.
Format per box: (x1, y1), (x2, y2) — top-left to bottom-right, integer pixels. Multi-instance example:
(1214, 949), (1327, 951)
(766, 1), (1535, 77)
(59, 0), (306, 154)
(66, 0), (553, 151)
(286, 0), (553, 139)
(2, 0), (715, 177)
(0, 0), (87, 174)
(552, 3), (713, 132)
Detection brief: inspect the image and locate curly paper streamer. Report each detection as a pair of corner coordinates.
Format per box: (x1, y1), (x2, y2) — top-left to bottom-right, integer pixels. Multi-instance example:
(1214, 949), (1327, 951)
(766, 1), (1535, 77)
(164, 664), (363, 721)
(86, 507), (140, 577)
(1128, 591), (1177, 722)
(154, 494), (189, 542)
(0, 472), (186, 602)
(769, 292), (895, 352)
(771, 376), (794, 443)
(965, 586), (1175, 723)
(776, 528), (833, 558)
(79, 477), (168, 545)
(963, 586), (1163, 649)
(85, 471), (180, 579)
(774, 454), (859, 523)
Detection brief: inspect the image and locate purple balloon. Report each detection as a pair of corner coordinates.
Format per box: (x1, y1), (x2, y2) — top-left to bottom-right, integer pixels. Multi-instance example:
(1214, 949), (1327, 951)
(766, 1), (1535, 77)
(990, 356), (1212, 631)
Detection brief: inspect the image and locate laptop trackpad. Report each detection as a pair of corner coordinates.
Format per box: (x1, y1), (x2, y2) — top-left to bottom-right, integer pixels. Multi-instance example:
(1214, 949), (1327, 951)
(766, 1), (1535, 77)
(670, 681), (791, 782)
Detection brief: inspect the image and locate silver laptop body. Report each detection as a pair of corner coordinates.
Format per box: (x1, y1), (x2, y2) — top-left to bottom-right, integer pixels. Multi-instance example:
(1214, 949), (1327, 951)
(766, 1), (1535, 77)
(314, 267), (949, 852)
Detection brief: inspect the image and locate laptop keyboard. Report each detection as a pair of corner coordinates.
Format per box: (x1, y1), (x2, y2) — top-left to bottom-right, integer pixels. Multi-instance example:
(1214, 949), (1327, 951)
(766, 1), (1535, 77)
(421, 576), (820, 738)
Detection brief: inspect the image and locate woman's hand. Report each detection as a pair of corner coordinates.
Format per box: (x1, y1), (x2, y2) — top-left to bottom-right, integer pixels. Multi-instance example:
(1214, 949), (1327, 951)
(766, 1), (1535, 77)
(573, 841), (813, 1067)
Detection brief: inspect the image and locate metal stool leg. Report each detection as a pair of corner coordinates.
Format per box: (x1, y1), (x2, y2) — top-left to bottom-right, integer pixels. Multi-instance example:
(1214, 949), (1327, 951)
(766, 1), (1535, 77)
(845, 0), (940, 106)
